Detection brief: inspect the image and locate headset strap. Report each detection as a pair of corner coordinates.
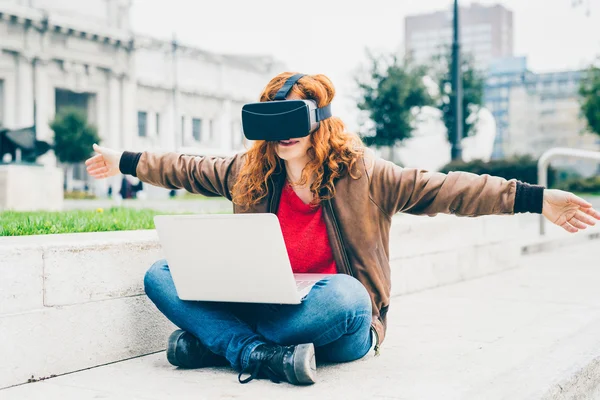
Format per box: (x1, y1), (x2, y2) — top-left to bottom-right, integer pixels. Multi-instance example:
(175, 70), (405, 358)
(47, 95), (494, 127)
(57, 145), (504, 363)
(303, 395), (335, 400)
(274, 73), (333, 121)
(273, 74), (306, 100)
(315, 104), (332, 121)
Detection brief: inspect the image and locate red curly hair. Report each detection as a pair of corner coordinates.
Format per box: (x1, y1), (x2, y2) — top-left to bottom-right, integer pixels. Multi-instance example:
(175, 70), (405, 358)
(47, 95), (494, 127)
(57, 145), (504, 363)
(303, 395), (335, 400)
(231, 72), (364, 209)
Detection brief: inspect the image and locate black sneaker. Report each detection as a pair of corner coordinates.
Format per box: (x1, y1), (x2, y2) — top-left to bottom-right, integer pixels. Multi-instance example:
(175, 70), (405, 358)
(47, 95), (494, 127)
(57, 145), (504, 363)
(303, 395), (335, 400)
(166, 330), (228, 369)
(238, 343), (316, 385)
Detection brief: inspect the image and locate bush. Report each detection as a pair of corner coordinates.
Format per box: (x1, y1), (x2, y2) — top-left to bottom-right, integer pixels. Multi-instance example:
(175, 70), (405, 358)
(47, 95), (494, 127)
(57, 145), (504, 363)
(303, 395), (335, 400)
(556, 176), (600, 194)
(440, 155), (556, 186)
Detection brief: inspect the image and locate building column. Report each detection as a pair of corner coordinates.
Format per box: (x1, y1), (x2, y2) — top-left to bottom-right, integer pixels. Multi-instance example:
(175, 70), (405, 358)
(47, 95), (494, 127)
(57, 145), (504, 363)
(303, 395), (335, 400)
(120, 75), (136, 150)
(160, 100), (176, 150)
(15, 52), (34, 129)
(98, 71), (121, 198)
(173, 90), (182, 151)
(107, 71), (122, 150)
(2, 71), (17, 130)
(216, 99), (232, 152)
(34, 58), (50, 141)
(33, 57), (58, 167)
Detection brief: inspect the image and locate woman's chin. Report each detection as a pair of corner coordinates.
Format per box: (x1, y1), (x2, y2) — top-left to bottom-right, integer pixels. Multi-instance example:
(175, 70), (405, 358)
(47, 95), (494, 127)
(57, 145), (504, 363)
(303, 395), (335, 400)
(275, 149), (299, 161)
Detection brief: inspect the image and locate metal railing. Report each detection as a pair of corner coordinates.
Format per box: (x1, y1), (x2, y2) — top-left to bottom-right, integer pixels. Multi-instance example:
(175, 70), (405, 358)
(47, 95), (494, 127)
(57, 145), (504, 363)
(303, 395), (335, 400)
(538, 148), (600, 235)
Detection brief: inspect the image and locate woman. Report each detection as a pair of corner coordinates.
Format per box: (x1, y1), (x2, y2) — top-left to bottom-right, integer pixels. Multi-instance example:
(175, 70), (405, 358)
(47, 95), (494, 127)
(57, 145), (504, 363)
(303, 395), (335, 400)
(85, 72), (600, 386)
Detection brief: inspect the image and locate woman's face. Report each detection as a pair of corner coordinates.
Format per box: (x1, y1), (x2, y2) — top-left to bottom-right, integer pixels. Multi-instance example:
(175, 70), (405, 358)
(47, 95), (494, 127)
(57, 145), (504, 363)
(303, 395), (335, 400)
(274, 93), (313, 163)
(274, 134), (312, 162)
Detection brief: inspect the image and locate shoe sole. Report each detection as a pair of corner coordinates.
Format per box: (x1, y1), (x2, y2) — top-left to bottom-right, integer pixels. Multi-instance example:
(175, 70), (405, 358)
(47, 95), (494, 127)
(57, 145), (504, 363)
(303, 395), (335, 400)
(166, 329), (186, 367)
(292, 343), (317, 385)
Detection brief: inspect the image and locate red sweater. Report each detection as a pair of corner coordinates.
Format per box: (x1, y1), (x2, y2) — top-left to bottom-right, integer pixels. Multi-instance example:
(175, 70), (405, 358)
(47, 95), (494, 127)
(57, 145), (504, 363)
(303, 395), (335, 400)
(276, 181), (337, 274)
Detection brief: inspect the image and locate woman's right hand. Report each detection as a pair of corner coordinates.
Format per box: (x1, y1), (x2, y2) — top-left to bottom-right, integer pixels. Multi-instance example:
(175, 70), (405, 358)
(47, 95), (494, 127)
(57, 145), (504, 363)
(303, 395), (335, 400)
(85, 144), (123, 180)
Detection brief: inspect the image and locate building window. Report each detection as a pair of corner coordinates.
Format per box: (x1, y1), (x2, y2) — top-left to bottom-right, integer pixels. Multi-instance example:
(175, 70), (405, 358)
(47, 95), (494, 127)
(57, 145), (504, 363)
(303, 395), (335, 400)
(181, 115), (185, 137)
(137, 111), (147, 137)
(155, 113), (160, 136)
(192, 118), (202, 141)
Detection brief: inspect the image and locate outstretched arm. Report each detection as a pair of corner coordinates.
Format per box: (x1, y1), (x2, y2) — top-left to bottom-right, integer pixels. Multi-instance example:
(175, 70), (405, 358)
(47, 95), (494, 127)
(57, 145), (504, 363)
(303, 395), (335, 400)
(85, 144), (241, 200)
(371, 158), (599, 232)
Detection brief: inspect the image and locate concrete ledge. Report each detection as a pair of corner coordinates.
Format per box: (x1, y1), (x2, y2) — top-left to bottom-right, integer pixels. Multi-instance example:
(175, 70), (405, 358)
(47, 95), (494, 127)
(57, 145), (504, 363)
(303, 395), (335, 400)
(0, 231), (162, 312)
(0, 297), (175, 389)
(0, 247), (44, 315)
(521, 229), (600, 256)
(2, 242), (599, 399)
(0, 231), (170, 388)
(390, 241), (520, 296)
(543, 357), (600, 400)
(0, 214), (534, 388)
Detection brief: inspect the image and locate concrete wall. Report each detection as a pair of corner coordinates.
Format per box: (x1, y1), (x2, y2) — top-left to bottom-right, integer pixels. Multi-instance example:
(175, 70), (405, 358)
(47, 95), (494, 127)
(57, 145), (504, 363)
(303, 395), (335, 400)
(0, 230), (173, 389)
(0, 164), (63, 211)
(0, 215), (521, 388)
(389, 214), (520, 296)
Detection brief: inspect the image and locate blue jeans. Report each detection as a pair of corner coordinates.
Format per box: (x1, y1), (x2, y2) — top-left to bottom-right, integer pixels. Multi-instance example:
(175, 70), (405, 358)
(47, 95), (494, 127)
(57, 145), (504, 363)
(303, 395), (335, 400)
(143, 259), (373, 370)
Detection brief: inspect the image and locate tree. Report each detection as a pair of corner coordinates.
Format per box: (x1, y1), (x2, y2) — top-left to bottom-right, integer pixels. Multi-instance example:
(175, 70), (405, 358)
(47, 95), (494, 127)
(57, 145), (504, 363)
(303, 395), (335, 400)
(50, 108), (100, 164)
(50, 108), (100, 190)
(355, 51), (433, 160)
(579, 62), (600, 137)
(433, 51), (484, 153)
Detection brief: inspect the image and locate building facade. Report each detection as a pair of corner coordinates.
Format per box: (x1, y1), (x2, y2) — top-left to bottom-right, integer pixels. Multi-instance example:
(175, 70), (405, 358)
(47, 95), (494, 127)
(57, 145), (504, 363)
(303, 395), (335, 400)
(485, 56), (599, 174)
(404, 3), (513, 70)
(484, 56), (528, 159)
(0, 0), (283, 196)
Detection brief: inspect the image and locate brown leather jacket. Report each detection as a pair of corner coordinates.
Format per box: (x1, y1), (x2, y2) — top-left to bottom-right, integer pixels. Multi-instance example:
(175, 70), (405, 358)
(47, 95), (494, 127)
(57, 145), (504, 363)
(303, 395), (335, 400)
(122, 150), (543, 354)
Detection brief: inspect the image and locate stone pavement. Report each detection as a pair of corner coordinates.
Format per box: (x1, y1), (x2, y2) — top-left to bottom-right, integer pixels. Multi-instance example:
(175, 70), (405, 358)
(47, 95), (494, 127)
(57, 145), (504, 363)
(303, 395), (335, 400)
(3, 240), (600, 400)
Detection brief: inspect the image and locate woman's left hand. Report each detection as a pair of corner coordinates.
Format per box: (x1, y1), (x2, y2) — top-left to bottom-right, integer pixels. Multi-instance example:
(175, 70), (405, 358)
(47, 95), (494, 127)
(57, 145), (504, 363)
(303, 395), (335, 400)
(543, 189), (600, 233)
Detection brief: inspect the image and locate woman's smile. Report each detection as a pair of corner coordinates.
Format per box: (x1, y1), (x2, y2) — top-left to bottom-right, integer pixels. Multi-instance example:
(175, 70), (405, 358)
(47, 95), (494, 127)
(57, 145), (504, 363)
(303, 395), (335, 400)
(278, 139), (300, 147)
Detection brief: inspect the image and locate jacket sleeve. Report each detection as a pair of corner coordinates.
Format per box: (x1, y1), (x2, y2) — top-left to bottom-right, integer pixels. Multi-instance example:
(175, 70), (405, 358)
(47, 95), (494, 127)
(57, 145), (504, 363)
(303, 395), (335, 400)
(371, 158), (543, 217)
(119, 151), (241, 200)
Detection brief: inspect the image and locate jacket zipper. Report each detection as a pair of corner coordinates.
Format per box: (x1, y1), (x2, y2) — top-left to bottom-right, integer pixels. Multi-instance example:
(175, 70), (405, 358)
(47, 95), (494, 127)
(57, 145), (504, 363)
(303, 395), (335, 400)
(327, 200), (353, 278)
(268, 178), (279, 213)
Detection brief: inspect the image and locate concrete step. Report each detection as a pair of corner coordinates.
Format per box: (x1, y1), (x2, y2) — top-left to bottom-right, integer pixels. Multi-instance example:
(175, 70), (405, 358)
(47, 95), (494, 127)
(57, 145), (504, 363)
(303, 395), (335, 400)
(2, 241), (599, 399)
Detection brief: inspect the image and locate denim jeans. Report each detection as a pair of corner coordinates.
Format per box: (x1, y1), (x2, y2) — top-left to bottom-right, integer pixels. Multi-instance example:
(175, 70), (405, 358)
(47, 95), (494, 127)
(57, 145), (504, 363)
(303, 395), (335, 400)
(143, 259), (373, 371)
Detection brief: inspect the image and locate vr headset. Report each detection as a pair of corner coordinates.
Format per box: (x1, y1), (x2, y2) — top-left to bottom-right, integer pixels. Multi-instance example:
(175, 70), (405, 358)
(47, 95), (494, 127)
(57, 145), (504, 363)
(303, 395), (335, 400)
(241, 74), (333, 141)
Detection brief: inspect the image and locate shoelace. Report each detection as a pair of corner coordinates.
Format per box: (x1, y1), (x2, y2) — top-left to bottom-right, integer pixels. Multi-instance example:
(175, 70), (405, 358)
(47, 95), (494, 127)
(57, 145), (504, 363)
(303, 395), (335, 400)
(238, 347), (282, 384)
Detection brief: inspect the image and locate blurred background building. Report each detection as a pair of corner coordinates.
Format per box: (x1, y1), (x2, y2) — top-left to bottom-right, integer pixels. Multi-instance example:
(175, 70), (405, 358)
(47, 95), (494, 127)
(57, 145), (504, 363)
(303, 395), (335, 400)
(485, 56), (597, 174)
(405, 3), (513, 71)
(0, 0), (597, 200)
(0, 0), (283, 196)
(404, 3), (599, 175)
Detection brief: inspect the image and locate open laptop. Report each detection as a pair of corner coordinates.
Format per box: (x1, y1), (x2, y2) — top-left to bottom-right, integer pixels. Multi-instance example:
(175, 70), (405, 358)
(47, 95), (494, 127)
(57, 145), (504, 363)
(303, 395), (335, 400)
(153, 214), (334, 304)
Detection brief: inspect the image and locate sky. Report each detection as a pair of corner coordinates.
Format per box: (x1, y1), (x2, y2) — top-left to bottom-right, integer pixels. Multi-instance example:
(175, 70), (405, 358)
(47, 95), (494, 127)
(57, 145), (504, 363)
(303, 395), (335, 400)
(131, 0), (600, 128)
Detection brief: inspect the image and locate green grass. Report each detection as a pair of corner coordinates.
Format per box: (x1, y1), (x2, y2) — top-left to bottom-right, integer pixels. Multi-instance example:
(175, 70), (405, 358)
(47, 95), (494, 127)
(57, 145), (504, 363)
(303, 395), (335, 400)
(0, 208), (172, 237)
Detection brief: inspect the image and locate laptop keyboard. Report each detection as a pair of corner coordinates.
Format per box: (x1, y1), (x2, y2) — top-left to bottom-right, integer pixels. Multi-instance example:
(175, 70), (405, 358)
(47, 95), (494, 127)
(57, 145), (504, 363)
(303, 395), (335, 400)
(295, 280), (314, 292)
